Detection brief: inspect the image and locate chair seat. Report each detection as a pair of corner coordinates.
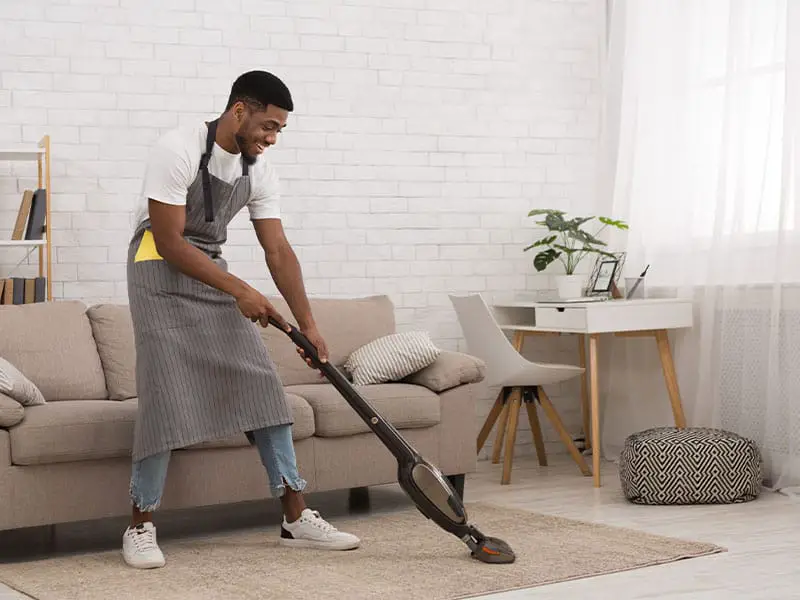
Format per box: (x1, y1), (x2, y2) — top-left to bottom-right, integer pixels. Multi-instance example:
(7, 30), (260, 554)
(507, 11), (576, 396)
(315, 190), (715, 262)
(496, 362), (584, 387)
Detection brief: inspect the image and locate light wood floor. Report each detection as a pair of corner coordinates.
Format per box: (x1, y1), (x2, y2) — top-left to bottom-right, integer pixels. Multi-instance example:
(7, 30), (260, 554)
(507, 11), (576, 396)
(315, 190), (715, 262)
(1, 454), (799, 599)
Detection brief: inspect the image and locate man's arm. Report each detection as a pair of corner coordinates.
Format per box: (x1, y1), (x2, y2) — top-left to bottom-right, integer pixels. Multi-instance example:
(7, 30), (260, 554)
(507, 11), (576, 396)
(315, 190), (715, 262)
(149, 200), (248, 298)
(149, 201), (289, 328)
(252, 217), (315, 330)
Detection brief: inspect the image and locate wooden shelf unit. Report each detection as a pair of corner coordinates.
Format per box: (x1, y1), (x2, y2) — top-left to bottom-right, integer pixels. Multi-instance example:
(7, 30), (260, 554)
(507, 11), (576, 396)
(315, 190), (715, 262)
(0, 135), (52, 301)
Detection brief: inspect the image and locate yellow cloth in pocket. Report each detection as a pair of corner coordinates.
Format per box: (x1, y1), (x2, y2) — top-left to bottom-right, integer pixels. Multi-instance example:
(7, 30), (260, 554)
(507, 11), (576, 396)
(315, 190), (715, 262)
(134, 230), (164, 263)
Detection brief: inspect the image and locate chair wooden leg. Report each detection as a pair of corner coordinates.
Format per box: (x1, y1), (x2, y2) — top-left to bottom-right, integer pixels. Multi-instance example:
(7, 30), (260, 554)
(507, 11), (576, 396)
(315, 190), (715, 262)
(537, 388), (591, 477)
(477, 388), (505, 454)
(491, 397), (510, 464)
(501, 388), (523, 485)
(524, 394), (547, 466)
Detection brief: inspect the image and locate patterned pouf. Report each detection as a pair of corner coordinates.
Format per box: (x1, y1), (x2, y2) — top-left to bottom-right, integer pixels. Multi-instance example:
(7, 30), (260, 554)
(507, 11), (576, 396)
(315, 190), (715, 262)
(619, 427), (762, 505)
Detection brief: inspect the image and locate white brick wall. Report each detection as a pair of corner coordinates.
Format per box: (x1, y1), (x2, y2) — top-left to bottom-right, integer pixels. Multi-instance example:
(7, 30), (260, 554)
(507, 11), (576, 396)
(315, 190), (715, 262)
(0, 0), (603, 459)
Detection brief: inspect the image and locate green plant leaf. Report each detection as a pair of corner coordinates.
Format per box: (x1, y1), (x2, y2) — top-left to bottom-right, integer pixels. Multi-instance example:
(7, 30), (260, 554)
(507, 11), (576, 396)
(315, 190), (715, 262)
(545, 212), (570, 231)
(580, 246), (618, 259)
(598, 216), (629, 230)
(568, 229), (606, 246)
(528, 209), (565, 217)
(553, 244), (578, 255)
(533, 249), (560, 272)
(567, 216), (594, 229)
(523, 235), (557, 251)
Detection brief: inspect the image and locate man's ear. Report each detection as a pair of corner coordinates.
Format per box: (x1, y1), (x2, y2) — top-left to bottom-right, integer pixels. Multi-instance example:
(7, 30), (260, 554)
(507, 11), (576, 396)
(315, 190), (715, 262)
(234, 101), (246, 123)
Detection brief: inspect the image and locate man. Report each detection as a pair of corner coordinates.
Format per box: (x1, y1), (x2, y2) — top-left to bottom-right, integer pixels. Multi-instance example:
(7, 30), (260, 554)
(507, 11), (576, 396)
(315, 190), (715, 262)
(123, 70), (360, 569)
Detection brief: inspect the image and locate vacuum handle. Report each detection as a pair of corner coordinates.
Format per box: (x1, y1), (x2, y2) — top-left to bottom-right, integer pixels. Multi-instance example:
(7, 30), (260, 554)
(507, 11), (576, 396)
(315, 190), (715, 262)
(267, 316), (322, 368)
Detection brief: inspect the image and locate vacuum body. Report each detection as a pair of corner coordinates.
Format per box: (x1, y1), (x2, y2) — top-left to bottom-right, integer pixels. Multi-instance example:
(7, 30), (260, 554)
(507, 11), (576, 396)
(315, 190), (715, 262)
(270, 318), (515, 564)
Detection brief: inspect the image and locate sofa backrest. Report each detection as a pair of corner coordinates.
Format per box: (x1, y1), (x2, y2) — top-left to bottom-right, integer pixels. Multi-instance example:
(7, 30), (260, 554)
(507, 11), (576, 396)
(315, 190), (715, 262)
(3, 295), (397, 400)
(258, 294), (396, 385)
(0, 300), (108, 401)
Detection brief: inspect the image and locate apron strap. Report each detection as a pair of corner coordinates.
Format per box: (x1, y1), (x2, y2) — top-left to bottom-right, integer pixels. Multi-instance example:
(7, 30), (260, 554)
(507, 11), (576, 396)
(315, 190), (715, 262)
(200, 119), (218, 222)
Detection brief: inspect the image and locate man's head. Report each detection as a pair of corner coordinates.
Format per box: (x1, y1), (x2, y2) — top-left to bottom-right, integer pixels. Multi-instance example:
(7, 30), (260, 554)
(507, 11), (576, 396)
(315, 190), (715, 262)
(225, 70), (293, 164)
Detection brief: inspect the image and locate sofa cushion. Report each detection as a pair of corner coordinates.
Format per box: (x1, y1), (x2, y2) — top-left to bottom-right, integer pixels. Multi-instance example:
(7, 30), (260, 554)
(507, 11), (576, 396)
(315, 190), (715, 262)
(344, 331), (441, 385)
(86, 304), (137, 400)
(10, 391), (317, 465)
(0, 357), (46, 406)
(402, 351), (487, 392)
(259, 295), (396, 386)
(185, 392), (315, 449)
(0, 301), (107, 401)
(287, 383), (440, 438)
(0, 393), (24, 428)
(9, 399), (138, 465)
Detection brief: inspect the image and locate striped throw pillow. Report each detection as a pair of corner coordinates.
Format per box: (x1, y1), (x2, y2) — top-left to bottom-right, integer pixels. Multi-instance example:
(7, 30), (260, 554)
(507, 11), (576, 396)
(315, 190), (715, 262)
(344, 331), (441, 386)
(0, 357), (46, 406)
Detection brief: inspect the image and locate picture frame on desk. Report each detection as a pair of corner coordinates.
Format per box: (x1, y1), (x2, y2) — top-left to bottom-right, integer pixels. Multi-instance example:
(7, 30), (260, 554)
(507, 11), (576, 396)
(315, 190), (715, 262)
(586, 252), (626, 297)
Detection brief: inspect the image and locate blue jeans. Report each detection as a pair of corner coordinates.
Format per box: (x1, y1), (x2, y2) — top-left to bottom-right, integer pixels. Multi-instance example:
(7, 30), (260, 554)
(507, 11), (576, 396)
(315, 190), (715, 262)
(129, 424), (307, 512)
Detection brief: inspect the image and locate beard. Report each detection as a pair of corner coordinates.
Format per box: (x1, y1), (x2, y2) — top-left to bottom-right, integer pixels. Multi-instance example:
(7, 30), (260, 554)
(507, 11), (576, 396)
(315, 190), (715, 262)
(235, 133), (259, 166)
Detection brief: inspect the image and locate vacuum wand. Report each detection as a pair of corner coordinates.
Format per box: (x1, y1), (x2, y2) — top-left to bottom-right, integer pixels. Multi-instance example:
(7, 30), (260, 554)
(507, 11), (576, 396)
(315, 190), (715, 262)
(266, 316), (516, 565)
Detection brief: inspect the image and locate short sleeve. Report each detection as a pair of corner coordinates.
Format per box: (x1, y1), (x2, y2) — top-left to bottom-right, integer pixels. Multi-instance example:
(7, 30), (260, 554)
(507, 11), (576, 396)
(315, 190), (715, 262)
(248, 161), (281, 220)
(141, 130), (194, 207)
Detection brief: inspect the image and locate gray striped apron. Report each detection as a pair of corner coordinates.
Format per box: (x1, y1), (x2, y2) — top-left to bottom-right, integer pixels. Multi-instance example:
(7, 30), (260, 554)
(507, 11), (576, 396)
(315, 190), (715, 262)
(126, 119), (292, 462)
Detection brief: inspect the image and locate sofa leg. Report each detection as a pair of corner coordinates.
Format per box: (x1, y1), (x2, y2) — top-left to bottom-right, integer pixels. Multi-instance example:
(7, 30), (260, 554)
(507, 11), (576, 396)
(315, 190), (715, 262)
(446, 474), (465, 500)
(348, 486), (371, 513)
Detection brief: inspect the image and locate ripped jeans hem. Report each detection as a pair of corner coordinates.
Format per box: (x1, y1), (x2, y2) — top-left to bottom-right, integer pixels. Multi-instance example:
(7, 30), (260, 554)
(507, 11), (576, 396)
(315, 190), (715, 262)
(270, 476), (309, 499)
(129, 480), (162, 512)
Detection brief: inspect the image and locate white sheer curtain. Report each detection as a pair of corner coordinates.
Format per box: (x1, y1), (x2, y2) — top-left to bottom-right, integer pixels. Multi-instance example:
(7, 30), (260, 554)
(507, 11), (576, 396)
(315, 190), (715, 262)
(597, 0), (800, 493)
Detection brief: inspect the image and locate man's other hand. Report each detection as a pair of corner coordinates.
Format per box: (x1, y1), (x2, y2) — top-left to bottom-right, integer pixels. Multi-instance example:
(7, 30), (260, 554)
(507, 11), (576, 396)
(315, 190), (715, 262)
(297, 325), (328, 372)
(235, 285), (288, 330)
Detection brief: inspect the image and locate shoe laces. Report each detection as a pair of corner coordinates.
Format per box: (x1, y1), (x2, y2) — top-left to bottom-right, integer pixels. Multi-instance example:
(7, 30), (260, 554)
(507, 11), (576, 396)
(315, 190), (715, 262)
(131, 525), (158, 553)
(301, 510), (337, 534)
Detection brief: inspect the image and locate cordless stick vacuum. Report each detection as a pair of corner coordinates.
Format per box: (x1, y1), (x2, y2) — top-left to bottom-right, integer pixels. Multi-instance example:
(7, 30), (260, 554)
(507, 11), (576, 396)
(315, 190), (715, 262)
(268, 317), (515, 564)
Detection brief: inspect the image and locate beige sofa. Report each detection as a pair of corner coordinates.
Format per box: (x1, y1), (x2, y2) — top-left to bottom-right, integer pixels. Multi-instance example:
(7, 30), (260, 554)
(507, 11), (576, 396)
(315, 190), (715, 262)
(0, 295), (486, 532)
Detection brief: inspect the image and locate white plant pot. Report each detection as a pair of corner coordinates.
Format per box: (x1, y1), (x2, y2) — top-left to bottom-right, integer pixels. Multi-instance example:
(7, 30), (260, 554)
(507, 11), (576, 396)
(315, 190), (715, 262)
(556, 274), (585, 299)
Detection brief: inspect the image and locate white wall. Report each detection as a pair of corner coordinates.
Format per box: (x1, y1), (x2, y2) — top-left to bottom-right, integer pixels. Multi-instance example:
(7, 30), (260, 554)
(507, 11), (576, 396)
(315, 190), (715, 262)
(0, 0), (604, 459)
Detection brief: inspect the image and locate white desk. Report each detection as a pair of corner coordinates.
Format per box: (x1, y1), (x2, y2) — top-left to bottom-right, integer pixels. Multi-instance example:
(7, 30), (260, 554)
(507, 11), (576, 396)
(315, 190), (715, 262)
(492, 298), (693, 487)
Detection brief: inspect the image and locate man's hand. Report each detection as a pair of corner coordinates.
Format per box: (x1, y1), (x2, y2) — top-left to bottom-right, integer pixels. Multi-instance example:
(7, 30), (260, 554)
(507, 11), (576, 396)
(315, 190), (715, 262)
(297, 325), (328, 372)
(235, 285), (288, 330)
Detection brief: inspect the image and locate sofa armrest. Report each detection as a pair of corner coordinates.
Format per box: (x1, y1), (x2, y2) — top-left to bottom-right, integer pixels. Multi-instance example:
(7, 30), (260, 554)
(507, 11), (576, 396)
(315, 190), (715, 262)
(403, 351), (486, 392)
(0, 392), (24, 428)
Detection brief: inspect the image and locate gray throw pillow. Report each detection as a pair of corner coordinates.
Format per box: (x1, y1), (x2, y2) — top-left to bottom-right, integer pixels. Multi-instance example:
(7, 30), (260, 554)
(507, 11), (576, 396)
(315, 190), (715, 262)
(0, 357), (46, 406)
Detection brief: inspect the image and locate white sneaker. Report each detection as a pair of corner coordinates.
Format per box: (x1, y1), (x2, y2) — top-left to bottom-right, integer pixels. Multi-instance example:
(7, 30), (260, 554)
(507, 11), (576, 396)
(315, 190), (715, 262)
(122, 522), (166, 569)
(279, 508), (360, 550)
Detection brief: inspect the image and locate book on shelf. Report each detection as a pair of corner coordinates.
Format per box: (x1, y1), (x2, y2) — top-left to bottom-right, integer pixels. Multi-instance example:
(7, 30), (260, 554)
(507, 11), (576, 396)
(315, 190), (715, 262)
(0, 277), (46, 305)
(10, 188), (46, 241)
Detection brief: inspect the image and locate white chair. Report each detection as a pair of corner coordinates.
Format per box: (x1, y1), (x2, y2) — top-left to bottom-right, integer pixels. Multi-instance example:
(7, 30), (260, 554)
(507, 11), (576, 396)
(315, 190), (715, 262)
(449, 293), (591, 484)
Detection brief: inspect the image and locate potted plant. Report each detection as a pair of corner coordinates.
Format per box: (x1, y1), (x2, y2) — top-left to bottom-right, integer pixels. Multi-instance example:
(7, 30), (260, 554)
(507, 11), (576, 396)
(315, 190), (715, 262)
(524, 209), (629, 299)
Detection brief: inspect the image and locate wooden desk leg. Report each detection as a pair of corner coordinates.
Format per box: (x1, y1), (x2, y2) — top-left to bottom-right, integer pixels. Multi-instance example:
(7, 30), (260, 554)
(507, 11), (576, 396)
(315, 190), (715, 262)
(655, 329), (687, 428)
(577, 334), (591, 451)
(589, 334), (601, 487)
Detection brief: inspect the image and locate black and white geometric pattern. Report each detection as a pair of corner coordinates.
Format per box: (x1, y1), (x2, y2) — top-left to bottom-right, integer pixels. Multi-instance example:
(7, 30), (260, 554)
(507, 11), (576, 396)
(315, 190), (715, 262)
(619, 427), (762, 505)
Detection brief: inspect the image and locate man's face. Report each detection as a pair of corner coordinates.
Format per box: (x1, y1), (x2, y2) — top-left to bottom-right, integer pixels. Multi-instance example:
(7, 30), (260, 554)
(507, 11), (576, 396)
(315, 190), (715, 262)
(234, 102), (288, 164)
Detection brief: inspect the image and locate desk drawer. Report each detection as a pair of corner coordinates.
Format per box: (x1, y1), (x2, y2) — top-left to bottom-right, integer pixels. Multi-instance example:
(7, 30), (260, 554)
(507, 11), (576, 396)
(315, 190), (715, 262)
(536, 307), (587, 331)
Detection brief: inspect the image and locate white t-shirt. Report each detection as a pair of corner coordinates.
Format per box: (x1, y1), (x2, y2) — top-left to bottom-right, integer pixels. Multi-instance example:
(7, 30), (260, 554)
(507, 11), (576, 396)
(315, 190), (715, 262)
(134, 121), (281, 227)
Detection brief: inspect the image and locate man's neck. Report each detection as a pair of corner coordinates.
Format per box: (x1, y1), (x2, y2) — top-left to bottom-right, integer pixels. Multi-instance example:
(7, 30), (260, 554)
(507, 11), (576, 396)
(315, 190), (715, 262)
(212, 113), (240, 155)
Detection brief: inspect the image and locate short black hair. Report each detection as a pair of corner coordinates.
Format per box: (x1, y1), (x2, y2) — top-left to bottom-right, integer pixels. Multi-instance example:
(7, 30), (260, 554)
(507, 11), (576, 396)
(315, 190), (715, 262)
(225, 70), (293, 113)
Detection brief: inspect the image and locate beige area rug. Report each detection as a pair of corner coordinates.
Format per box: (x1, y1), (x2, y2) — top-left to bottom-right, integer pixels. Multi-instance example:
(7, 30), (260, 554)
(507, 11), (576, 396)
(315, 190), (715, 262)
(0, 502), (724, 600)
